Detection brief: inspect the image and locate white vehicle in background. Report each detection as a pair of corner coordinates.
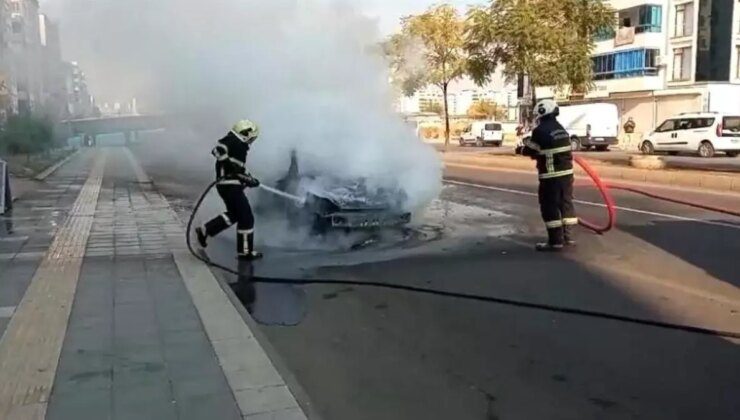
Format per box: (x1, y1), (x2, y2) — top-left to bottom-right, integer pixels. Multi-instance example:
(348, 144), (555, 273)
(640, 113), (740, 158)
(516, 103), (620, 153)
(558, 103), (620, 151)
(458, 121), (504, 147)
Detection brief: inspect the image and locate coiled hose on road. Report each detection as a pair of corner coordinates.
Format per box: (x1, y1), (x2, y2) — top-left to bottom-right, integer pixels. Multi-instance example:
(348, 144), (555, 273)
(185, 173), (740, 339)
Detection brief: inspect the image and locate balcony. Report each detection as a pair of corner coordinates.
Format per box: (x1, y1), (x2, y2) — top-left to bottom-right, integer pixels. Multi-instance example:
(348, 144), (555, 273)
(593, 4), (662, 45)
(592, 48), (660, 81)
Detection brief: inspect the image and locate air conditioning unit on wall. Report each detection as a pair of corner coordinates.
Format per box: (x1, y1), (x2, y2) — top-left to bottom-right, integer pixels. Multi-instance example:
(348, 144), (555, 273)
(655, 55), (668, 67)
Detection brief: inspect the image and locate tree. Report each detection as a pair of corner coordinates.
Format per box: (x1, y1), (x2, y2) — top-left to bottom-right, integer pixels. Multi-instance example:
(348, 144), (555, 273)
(386, 4), (468, 148)
(0, 115), (54, 159)
(466, 0), (614, 121)
(420, 102), (444, 115)
(467, 100), (507, 120)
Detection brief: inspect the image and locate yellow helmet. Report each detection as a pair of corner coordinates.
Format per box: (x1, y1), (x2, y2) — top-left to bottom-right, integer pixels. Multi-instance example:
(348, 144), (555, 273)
(232, 120), (260, 143)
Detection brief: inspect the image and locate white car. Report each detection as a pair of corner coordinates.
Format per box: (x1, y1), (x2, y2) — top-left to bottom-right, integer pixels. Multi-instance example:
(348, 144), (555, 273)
(458, 121), (504, 147)
(641, 113), (740, 158)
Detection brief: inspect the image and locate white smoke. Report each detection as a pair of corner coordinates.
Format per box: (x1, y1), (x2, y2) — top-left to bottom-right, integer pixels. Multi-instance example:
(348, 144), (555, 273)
(44, 0), (442, 244)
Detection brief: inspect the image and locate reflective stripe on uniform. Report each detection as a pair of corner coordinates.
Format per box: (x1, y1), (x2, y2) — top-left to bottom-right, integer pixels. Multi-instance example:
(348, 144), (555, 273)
(212, 144), (228, 159)
(229, 157), (245, 168)
(563, 217), (579, 225)
(217, 179), (242, 185)
(523, 138), (541, 151)
(539, 145), (572, 156)
(237, 229), (253, 255)
(546, 154), (555, 173)
(545, 220), (564, 228)
(221, 213), (232, 225)
(539, 169), (574, 179)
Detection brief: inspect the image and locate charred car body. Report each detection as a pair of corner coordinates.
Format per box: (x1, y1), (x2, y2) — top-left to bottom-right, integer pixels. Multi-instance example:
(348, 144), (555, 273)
(262, 152), (411, 233)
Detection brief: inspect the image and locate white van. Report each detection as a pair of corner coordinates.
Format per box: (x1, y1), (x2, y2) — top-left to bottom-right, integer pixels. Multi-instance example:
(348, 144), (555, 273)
(459, 121), (504, 147)
(558, 103), (620, 151)
(641, 113), (740, 158)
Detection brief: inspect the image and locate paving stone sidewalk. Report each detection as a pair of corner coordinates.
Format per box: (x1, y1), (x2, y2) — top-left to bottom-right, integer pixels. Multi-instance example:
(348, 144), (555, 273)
(0, 148), (307, 420)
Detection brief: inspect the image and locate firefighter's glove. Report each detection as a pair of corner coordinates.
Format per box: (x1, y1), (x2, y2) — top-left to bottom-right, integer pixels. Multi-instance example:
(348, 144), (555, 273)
(239, 174), (260, 188)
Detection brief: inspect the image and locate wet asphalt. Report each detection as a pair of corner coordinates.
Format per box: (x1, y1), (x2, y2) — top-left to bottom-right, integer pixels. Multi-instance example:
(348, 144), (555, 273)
(133, 143), (740, 420)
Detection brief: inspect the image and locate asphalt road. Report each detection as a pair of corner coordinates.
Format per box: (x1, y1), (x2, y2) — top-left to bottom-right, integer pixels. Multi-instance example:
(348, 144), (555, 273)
(133, 142), (740, 420)
(434, 143), (740, 172)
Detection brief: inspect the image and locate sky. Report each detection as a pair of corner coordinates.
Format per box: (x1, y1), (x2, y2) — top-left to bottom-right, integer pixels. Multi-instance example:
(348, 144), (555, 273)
(357, 0), (481, 34)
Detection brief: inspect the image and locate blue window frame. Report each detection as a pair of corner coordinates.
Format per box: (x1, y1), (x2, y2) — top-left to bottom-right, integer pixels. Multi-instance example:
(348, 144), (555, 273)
(594, 4), (662, 41)
(592, 48), (659, 80)
(637, 5), (662, 33)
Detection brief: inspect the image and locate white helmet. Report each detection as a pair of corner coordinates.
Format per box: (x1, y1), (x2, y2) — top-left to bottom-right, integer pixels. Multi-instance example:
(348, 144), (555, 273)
(231, 119), (260, 144)
(533, 99), (559, 120)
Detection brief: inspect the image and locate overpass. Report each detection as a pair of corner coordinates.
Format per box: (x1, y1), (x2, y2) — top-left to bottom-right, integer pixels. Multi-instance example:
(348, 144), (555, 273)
(59, 114), (174, 143)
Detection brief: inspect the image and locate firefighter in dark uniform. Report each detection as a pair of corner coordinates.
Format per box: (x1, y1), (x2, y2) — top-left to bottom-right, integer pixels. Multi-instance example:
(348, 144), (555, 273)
(195, 120), (263, 260)
(522, 99), (578, 251)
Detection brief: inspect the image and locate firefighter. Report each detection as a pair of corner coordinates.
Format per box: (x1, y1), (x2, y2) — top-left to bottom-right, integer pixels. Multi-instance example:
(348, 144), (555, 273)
(522, 99), (578, 251)
(195, 120), (263, 260)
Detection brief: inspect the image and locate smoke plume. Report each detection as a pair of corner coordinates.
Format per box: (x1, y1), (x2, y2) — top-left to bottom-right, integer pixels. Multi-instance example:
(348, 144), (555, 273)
(44, 0), (442, 245)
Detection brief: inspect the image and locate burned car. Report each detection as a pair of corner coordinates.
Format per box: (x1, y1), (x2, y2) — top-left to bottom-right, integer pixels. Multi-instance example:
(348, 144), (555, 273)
(263, 151), (411, 234)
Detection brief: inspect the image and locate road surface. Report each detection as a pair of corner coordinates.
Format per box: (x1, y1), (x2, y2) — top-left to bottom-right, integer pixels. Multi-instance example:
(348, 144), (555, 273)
(134, 141), (740, 420)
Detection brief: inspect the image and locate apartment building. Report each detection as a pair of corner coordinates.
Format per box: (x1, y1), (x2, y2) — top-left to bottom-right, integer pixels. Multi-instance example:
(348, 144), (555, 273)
(537, 0), (740, 133)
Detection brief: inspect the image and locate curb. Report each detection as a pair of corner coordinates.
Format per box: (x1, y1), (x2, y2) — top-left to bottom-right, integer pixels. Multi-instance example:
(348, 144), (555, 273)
(34, 149), (80, 181)
(443, 153), (740, 193)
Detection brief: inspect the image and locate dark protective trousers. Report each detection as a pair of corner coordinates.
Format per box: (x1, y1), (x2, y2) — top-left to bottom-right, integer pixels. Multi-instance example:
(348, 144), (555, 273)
(538, 175), (577, 245)
(203, 184), (255, 256)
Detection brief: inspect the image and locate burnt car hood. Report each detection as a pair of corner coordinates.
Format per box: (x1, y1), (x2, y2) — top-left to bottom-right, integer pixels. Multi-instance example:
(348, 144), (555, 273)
(301, 176), (405, 212)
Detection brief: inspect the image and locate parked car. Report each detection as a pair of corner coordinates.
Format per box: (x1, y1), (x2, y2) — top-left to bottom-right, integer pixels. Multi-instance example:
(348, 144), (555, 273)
(558, 103), (619, 151)
(640, 113), (740, 158)
(458, 121), (504, 147)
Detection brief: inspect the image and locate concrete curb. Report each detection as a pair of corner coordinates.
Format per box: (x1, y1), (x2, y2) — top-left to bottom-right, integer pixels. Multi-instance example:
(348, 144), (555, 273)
(34, 149), (80, 181)
(442, 153), (740, 193)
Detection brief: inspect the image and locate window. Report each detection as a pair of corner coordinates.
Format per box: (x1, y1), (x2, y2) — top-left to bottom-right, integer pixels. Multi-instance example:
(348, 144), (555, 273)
(592, 48), (659, 80)
(656, 120), (677, 132)
(737, 47), (740, 79)
(11, 20), (22, 34)
(485, 123), (502, 131)
(10, 1), (20, 13)
(674, 3), (694, 37)
(722, 117), (740, 134)
(637, 5), (662, 33)
(680, 118), (715, 129)
(672, 47), (692, 81)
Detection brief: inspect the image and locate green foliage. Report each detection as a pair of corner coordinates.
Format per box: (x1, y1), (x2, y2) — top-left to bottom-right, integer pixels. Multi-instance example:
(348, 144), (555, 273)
(386, 4), (469, 146)
(465, 0), (615, 92)
(0, 115), (55, 156)
(468, 100), (507, 120)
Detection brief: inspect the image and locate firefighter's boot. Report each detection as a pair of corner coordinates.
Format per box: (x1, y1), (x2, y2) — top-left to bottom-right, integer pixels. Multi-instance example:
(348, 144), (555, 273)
(195, 227), (208, 249)
(563, 225), (576, 246)
(237, 230), (263, 261)
(535, 228), (564, 252)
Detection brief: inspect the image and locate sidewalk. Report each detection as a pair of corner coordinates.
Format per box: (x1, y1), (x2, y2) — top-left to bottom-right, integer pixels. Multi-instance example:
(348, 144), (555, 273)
(0, 148), (307, 419)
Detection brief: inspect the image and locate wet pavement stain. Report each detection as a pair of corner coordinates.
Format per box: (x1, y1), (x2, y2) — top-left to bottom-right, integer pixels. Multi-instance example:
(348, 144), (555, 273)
(551, 374), (568, 383)
(589, 397), (618, 410)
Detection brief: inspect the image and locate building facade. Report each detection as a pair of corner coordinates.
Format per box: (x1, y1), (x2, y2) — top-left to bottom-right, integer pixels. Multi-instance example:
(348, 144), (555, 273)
(396, 73), (519, 120)
(537, 0), (740, 135)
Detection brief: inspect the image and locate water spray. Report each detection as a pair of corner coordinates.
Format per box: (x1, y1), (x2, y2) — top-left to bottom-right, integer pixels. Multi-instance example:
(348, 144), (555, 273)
(259, 184), (306, 207)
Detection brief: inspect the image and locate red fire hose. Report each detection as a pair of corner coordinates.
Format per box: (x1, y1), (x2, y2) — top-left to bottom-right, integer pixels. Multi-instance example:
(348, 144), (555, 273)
(574, 155), (617, 234)
(574, 155), (740, 235)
